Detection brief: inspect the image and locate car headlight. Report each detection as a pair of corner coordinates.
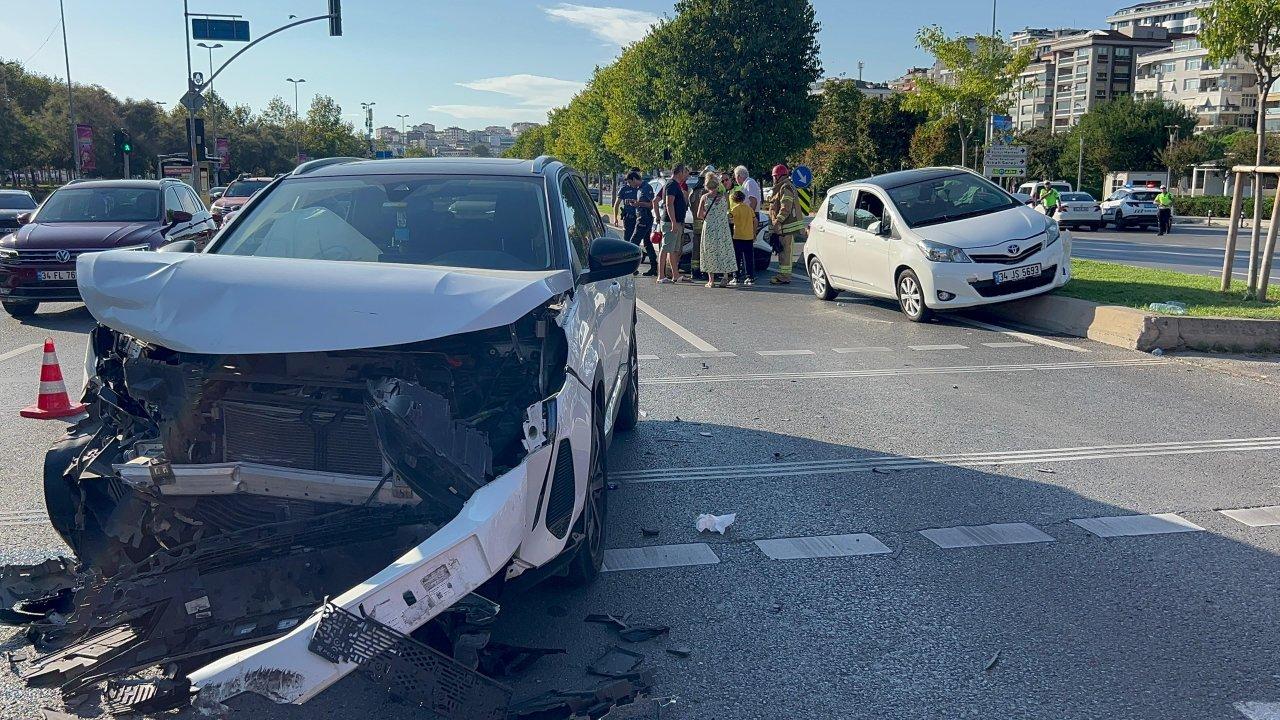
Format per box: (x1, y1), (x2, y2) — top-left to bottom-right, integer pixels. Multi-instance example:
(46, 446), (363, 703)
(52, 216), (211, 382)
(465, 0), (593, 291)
(1044, 221), (1061, 247)
(0, 245), (18, 261)
(915, 239), (972, 263)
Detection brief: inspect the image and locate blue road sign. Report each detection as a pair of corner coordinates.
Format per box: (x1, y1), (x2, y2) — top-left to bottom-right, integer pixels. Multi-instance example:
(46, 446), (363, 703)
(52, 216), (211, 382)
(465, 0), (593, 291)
(791, 164), (813, 189)
(374, 150), (394, 159)
(191, 18), (251, 42)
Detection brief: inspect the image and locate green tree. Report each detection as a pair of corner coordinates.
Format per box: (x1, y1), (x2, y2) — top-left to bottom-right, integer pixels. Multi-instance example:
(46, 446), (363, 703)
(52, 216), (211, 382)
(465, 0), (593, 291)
(855, 94), (923, 175)
(1057, 96), (1196, 186)
(504, 124), (549, 158)
(904, 27), (1034, 169)
(302, 95), (364, 159)
(803, 79), (865, 190)
(1158, 136), (1212, 185)
(553, 70), (621, 174)
(908, 123), (961, 167)
(1017, 127), (1067, 182)
(470, 144), (492, 157)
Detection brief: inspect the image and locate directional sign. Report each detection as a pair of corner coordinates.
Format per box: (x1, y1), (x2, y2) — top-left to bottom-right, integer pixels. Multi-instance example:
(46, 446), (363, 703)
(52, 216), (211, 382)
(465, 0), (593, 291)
(191, 18), (250, 42)
(180, 90), (205, 112)
(791, 164), (813, 189)
(984, 144), (1027, 179)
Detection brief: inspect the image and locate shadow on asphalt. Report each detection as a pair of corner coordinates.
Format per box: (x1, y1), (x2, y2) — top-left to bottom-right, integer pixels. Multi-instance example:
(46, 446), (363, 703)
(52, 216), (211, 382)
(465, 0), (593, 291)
(11, 305), (95, 333)
(211, 421), (1279, 720)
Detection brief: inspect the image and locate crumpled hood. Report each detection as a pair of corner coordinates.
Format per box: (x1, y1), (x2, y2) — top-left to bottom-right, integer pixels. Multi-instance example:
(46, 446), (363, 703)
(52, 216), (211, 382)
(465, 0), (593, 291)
(77, 251), (574, 354)
(13, 221), (162, 250)
(911, 206), (1050, 249)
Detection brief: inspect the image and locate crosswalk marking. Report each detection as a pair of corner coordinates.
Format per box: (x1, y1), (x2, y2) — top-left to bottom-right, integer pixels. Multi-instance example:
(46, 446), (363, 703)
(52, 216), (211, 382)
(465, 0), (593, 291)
(1219, 506), (1280, 527)
(756, 350), (815, 356)
(676, 351), (737, 358)
(602, 543), (720, 572)
(1070, 513), (1204, 538)
(982, 341), (1033, 348)
(755, 534), (891, 560)
(920, 522), (1055, 549)
(909, 344), (969, 351)
(636, 299), (719, 352)
(641, 358), (1170, 385)
(832, 347), (892, 353)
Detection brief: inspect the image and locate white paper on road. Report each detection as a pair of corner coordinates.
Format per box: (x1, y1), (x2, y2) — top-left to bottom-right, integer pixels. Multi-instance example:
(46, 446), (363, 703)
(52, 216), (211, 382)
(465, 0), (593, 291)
(696, 513), (736, 534)
(76, 250), (573, 354)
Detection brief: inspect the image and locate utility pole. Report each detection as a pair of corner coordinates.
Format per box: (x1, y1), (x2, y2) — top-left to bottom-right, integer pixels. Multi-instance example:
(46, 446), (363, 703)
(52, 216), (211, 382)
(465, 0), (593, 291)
(182, 0), (200, 195)
(59, 0), (78, 176)
(983, 0), (997, 161)
(361, 101), (376, 157)
(286, 78), (306, 163)
(1076, 135), (1084, 191)
(1164, 124), (1178, 190)
(396, 113), (409, 156)
(197, 43), (222, 185)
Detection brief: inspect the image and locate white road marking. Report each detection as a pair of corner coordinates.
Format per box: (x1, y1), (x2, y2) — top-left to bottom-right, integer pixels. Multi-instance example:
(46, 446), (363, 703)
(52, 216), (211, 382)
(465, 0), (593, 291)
(641, 358), (1167, 385)
(756, 350), (815, 356)
(832, 346), (892, 353)
(611, 435), (1280, 484)
(676, 351), (737, 358)
(909, 344), (969, 351)
(602, 543), (720, 572)
(952, 316), (1091, 352)
(635, 299), (719, 352)
(1236, 701), (1280, 720)
(0, 343), (41, 363)
(1220, 505), (1280, 527)
(755, 534), (891, 560)
(920, 522), (1055, 549)
(982, 341), (1033, 348)
(638, 354), (660, 361)
(1071, 513), (1204, 538)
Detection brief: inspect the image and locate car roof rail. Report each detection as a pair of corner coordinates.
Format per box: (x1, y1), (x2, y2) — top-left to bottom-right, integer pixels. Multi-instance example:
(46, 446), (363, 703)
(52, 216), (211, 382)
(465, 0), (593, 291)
(531, 155), (561, 174)
(292, 157), (364, 175)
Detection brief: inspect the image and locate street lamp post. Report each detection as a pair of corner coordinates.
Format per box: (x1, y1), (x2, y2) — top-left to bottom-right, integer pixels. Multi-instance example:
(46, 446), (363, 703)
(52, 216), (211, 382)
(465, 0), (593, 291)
(286, 78), (306, 164)
(197, 43), (223, 185)
(361, 102), (376, 157)
(1164, 124), (1179, 189)
(396, 114), (409, 156)
(59, 0), (77, 178)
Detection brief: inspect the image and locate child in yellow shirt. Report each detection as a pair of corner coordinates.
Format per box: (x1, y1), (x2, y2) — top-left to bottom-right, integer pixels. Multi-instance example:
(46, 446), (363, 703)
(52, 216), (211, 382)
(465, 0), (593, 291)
(729, 190), (756, 287)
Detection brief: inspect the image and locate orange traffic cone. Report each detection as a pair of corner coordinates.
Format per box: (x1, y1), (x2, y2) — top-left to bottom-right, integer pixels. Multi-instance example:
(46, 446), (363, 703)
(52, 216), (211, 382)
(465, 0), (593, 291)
(20, 338), (87, 420)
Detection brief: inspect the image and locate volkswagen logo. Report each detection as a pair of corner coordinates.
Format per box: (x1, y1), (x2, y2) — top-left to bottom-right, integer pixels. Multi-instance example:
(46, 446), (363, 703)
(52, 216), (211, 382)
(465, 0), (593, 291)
(1006, 244), (1020, 256)
(55, 249), (71, 263)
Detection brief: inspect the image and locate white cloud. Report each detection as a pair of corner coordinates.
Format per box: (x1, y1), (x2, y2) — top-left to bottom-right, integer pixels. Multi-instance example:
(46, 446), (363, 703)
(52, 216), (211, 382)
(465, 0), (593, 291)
(543, 3), (659, 47)
(427, 105), (551, 122)
(457, 74), (586, 109)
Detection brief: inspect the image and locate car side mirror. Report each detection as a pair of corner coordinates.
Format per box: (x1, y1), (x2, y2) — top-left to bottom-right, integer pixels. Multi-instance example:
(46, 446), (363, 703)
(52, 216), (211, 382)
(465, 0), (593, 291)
(581, 237), (642, 284)
(16, 212), (31, 225)
(871, 218), (891, 237)
(166, 209), (193, 224)
(158, 239), (197, 253)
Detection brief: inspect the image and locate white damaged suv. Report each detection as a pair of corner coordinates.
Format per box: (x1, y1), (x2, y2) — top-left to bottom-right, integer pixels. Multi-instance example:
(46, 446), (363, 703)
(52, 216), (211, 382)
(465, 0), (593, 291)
(28, 156), (641, 710)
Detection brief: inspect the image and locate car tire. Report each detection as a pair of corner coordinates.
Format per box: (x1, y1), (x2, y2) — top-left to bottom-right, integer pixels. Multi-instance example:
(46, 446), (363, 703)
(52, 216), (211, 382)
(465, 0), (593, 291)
(564, 401), (608, 586)
(808, 256), (839, 301)
(1114, 212), (1126, 231)
(896, 268), (932, 322)
(2, 300), (38, 318)
(1092, 221), (1103, 231)
(614, 320), (640, 433)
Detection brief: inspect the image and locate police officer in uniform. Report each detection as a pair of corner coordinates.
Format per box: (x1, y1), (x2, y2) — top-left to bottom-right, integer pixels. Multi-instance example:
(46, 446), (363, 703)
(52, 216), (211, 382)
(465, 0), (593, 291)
(1155, 185), (1174, 236)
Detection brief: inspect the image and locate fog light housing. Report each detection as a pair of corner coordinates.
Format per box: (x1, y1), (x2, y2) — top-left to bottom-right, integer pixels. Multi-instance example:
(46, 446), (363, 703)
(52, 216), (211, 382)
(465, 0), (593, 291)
(936, 291), (956, 301)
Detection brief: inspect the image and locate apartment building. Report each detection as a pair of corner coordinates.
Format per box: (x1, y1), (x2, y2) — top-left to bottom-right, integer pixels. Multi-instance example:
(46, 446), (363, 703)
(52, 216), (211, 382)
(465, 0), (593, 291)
(1010, 27), (1174, 132)
(510, 122), (540, 137)
(1107, 0), (1206, 34)
(1133, 36), (1257, 130)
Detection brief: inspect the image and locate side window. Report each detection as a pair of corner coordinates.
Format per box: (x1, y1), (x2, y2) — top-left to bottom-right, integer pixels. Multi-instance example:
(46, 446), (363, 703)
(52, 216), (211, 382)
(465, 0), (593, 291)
(164, 187), (183, 215)
(570, 176), (605, 237)
(851, 191), (886, 231)
(825, 190), (851, 225)
(180, 187), (203, 214)
(558, 176), (593, 267)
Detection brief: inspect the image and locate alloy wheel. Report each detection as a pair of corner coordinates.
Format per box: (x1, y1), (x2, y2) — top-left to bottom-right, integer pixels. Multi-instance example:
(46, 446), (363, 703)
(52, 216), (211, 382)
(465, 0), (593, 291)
(899, 275), (922, 317)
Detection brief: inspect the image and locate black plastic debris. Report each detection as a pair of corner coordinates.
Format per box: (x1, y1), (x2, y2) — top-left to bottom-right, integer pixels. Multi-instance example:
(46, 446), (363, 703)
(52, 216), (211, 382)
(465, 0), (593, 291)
(618, 625), (669, 643)
(478, 643), (566, 677)
(102, 677), (193, 715)
(509, 669), (654, 720)
(640, 528), (660, 537)
(584, 613), (630, 631)
(0, 558), (79, 626)
(665, 644), (693, 658)
(587, 645), (644, 678)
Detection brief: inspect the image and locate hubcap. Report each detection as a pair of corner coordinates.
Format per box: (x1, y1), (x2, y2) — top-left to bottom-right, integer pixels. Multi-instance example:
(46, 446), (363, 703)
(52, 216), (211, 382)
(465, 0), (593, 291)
(811, 261), (826, 295)
(899, 276), (922, 316)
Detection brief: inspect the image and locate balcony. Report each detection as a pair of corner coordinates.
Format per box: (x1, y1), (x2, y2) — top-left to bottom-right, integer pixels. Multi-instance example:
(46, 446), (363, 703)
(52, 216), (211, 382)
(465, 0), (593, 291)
(1134, 77), (1160, 94)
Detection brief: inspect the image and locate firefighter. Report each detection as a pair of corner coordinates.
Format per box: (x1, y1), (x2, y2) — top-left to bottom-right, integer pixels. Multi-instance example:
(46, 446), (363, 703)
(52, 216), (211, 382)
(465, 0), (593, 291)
(767, 164), (803, 285)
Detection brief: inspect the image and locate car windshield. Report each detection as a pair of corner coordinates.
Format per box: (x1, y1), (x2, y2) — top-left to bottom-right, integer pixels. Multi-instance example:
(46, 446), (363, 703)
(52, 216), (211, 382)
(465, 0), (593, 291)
(212, 174), (555, 271)
(224, 180), (269, 198)
(1062, 192), (1094, 202)
(1130, 190), (1158, 202)
(36, 187), (160, 223)
(0, 194), (36, 210)
(887, 174), (1019, 229)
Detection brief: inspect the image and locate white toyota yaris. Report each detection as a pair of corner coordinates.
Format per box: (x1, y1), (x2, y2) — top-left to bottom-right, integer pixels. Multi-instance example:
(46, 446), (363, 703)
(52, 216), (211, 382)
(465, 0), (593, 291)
(803, 167), (1071, 321)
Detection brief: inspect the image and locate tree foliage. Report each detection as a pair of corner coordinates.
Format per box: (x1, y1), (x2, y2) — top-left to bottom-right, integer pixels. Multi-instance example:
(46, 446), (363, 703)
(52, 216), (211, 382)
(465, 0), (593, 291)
(1200, 0), (1280, 167)
(803, 80), (924, 190)
(1056, 96), (1197, 184)
(1017, 127), (1068, 182)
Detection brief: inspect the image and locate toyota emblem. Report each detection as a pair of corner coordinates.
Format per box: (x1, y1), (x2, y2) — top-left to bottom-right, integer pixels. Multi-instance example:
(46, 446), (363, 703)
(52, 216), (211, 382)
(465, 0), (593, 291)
(1006, 244), (1020, 256)
(55, 249), (71, 263)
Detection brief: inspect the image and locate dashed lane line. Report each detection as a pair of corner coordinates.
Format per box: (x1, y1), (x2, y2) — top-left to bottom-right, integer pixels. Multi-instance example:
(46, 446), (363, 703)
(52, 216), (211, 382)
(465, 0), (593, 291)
(0, 343), (41, 363)
(676, 351), (737, 358)
(640, 358), (1167, 385)
(920, 522), (1056, 549)
(832, 346), (892, 353)
(1219, 505), (1280, 527)
(635, 299), (719, 352)
(602, 543), (720, 572)
(951, 316), (1091, 353)
(982, 341), (1033, 348)
(637, 354), (660, 361)
(755, 534), (891, 560)
(1071, 513), (1205, 538)
(756, 349), (815, 356)
(611, 435), (1280, 484)
(908, 344), (969, 351)
(1236, 701), (1280, 720)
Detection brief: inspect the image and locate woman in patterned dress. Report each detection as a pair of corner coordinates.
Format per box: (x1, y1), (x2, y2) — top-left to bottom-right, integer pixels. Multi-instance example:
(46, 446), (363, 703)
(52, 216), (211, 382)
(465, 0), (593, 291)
(696, 171), (737, 288)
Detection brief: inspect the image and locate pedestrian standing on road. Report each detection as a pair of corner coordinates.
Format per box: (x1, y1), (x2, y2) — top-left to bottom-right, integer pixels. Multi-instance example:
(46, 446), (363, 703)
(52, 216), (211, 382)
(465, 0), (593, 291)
(734, 165), (762, 212)
(689, 166), (715, 281)
(1156, 185), (1174, 236)
(729, 189), (756, 287)
(768, 164), (801, 285)
(696, 172), (736, 288)
(658, 164), (690, 284)
(1037, 181), (1060, 219)
(617, 171), (657, 274)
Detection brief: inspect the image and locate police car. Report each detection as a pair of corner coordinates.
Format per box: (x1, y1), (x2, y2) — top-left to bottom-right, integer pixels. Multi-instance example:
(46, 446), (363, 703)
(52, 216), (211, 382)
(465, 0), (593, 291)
(1100, 187), (1160, 230)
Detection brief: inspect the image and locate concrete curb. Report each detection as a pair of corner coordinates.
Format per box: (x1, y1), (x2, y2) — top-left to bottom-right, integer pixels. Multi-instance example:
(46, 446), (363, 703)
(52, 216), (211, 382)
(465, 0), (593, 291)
(971, 294), (1280, 353)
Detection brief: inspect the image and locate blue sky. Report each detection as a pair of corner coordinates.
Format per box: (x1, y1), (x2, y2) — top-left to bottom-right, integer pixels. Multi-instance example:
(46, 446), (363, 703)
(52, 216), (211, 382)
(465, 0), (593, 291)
(3, 0), (1125, 130)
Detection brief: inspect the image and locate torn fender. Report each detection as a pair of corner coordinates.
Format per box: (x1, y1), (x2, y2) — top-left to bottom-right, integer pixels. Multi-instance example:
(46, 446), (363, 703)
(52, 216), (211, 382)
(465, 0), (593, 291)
(187, 443), (552, 705)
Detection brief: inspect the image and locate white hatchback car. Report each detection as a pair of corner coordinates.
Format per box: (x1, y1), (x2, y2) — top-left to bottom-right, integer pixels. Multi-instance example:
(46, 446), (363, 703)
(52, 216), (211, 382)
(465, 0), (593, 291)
(804, 167), (1070, 322)
(1056, 191), (1103, 231)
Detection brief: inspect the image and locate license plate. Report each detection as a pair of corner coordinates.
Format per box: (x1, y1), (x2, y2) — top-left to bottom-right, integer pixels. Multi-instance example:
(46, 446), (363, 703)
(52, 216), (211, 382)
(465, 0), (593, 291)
(993, 263), (1041, 284)
(37, 270), (76, 281)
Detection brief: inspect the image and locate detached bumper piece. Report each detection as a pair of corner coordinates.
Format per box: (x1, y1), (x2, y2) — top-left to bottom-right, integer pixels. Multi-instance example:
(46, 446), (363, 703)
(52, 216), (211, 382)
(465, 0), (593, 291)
(308, 602), (511, 720)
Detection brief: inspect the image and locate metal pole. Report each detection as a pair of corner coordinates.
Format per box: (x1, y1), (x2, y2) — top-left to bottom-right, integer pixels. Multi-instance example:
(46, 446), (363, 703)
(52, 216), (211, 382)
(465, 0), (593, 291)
(184, 0), (200, 195)
(59, 0), (78, 176)
(1076, 136), (1083, 190)
(1258, 173), (1279, 299)
(287, 78), (305, 163)
(1221, 171), (1245, 291)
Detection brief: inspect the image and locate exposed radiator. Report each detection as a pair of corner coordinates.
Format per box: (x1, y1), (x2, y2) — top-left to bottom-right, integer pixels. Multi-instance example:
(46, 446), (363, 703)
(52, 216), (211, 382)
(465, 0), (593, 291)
(221, 398), (384, 477)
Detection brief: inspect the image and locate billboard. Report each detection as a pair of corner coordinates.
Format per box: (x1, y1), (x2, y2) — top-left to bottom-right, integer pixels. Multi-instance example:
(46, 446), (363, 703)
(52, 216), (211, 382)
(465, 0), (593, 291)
(215, 137), (230, 170)
(75, 124), (94, 173)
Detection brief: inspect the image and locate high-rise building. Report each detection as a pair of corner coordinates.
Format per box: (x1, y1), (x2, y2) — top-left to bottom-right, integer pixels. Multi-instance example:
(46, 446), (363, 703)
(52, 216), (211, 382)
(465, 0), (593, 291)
(411, 122), (436, 134)
(1107, 0), (1205, 34)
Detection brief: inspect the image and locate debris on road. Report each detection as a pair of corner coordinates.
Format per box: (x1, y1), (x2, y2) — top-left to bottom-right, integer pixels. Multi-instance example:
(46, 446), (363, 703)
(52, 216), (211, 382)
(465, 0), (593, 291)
(509, 670), (654, 720)
(1035, 467), (1056, 474)
(666, 644), (693, 658)
(588, 646), (645, 678)
(696, 513), (736, 534)
(585, 613), (632, 630)
(641, 527), (661, 537)
(983, 650), (1002, 672)
(697, 431), (713, 438)
(618, 625), (670, 643)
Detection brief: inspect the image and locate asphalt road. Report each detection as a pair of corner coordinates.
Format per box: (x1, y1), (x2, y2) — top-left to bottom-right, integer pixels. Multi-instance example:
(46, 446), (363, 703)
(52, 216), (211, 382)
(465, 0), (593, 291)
(1, 276), (1279, 719)
(1070, 222), (1280, 284)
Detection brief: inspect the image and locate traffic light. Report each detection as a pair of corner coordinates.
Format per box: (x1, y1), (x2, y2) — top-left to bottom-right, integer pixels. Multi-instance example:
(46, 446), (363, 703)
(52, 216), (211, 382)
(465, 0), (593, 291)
(328, 0), (342, 36)
(115, 128), (132, 154)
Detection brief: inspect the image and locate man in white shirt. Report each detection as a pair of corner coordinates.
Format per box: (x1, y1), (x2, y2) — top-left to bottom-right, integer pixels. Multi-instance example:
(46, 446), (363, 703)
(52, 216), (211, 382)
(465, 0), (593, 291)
(734, 165), (762, 211)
